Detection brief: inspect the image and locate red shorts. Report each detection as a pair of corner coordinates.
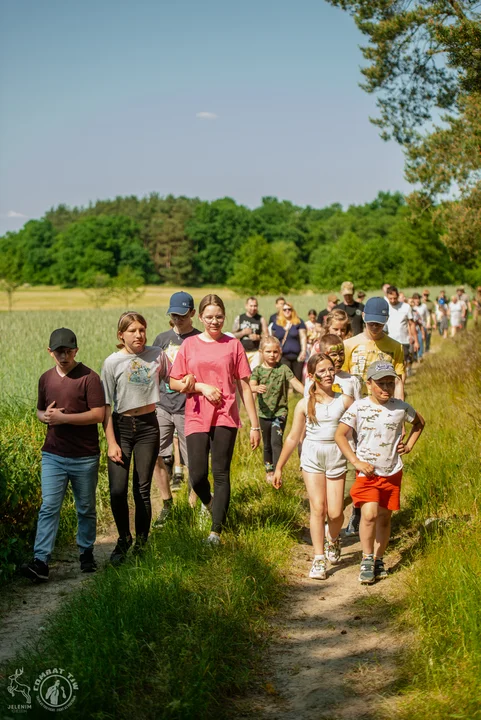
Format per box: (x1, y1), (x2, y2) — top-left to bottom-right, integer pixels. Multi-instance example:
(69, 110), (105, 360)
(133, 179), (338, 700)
(350, 470), (403, 511)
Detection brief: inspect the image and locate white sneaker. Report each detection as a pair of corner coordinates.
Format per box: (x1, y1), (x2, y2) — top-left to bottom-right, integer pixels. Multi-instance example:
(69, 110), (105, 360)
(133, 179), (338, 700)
(309, 557), (327, 580)
(204, 532), (221, 546)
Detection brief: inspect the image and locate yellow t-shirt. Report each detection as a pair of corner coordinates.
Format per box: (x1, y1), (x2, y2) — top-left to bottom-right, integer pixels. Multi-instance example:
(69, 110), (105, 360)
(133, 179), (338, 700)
(342, 332), (405, 396)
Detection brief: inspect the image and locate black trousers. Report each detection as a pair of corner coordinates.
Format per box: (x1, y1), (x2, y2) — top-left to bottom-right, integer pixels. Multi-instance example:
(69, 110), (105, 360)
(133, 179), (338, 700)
(108, 412), (160, 540)
(260, 416), (287, 471)
(281, 355), (304, 382)
(187, 426), (238, 534)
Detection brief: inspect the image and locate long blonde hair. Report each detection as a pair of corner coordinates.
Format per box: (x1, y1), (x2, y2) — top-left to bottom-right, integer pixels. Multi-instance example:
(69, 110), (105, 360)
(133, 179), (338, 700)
(276, 302), (302, 327)
(307, 353), (335, 424)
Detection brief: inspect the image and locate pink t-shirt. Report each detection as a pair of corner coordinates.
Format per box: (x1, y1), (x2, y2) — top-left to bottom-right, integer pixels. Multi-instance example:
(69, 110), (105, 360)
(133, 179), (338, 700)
(170, 334), (251, 435)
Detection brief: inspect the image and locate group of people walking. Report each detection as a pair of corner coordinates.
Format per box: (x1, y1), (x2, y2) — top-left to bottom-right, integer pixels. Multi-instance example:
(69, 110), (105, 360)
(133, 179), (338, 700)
(25, 279), (479, 586)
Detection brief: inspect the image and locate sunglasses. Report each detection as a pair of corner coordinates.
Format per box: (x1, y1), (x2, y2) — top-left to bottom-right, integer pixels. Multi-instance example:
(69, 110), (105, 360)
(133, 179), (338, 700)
(283, 307), (293, 312)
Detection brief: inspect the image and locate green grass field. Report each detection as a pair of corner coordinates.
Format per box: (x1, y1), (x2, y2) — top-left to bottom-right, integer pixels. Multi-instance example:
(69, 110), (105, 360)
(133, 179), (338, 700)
(0, 285), (465, 402)
(378, 330), (481, 720)
(1, 296), (479, 718)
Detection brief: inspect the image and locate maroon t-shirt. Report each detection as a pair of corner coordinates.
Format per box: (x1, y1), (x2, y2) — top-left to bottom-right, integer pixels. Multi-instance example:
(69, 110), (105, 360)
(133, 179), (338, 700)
(37, 363), (105, 457)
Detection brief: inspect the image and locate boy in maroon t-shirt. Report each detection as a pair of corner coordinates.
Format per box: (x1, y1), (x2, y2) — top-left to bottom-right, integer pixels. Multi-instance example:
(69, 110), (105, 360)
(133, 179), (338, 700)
(21, 328), (105, 582)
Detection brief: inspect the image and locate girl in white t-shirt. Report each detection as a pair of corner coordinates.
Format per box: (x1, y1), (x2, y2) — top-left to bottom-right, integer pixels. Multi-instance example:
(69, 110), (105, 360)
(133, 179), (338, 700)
(448, 295), (464, 336)
(273, 353), (353, 580)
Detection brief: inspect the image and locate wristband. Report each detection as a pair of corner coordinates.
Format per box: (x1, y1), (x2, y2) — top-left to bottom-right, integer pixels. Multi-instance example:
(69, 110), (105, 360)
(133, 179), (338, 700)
(250, 427), (260, 431)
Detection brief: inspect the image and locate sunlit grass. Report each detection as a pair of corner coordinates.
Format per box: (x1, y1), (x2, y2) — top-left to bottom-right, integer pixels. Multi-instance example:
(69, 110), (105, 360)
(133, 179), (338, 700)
(0, 425), (305, 720)
(379, 330), (481, 720)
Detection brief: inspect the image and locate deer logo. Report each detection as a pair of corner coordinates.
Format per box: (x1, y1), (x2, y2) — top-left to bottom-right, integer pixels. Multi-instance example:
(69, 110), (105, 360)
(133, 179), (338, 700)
(7, 668), (31, 704)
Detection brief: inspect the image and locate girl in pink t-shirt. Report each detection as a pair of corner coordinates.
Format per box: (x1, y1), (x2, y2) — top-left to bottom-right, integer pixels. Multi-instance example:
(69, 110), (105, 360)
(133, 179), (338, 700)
(170, 294), (260, 544)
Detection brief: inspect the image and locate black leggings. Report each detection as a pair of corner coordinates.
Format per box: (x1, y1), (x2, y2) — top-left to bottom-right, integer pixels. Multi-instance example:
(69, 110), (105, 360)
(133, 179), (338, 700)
(187, 426), (238, 534)
(108, 412), (160, 540)
(281, 355), (304, 382)
(260, 416), (287, 471)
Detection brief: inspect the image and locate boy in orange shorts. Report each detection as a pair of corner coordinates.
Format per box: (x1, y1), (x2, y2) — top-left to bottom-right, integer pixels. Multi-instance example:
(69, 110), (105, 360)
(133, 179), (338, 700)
(335, 361), (425, 584)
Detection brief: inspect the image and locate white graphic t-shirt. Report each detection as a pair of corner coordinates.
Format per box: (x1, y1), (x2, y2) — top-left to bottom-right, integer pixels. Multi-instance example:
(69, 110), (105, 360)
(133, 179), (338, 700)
(339, 397), (416, 477)
(386, 302), (413, 345)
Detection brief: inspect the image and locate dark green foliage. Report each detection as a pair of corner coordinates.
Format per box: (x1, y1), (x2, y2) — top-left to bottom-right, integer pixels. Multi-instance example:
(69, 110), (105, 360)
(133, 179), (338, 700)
(227, 235), (306, 295)
(0, 190), (467, 291)
(187, 197), (252, 284)
(308, 195), (458, 290)
(53, 215), (156, 287)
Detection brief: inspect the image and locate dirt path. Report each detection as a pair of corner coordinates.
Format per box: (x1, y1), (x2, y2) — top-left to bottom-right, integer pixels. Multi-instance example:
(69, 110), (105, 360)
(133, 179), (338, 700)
(233, 506), (400, 720)
(0, 492), (164, 668)
(232, 349), (440, 720)
(0, 534), (117, 666)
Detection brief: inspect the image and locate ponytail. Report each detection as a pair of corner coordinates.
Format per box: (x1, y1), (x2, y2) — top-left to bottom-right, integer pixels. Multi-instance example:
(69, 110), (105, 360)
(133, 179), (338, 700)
(307, 380), (318, 425)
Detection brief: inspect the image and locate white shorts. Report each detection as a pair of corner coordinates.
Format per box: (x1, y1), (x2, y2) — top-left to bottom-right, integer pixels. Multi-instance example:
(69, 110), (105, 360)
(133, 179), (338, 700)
(300, 440), (347, 478)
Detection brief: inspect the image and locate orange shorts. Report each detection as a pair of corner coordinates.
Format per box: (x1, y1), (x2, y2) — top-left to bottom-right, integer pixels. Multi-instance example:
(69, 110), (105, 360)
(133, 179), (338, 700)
(350, 470), (403, 511)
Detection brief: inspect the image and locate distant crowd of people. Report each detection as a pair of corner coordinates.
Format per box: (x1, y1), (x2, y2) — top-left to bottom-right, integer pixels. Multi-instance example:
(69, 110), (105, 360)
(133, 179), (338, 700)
(21, 282), (480, 587)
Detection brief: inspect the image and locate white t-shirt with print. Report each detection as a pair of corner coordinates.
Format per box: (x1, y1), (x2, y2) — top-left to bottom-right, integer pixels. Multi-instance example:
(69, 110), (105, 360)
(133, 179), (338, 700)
(417, 303), (429, 328)
(386, 302), (413, 345)
(448, 301), (463, 326)
(339, 397), (416, 477)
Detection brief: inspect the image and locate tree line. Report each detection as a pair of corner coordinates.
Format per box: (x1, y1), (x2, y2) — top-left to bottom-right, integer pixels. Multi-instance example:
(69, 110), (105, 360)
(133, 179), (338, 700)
(0, 190), (474, 298)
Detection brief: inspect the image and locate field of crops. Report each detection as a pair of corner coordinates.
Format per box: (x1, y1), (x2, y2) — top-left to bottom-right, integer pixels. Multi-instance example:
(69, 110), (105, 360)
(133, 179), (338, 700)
(0, 285), (463, 402)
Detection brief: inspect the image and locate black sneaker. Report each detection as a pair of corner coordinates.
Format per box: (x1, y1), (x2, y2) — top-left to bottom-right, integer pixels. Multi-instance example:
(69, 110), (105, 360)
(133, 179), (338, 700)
(110, 535), (133, 566)
(345, 507), (360, 537)
(132, 535), (148, 557)
(20, 558), (49, 582)
(359, 555), (375, 585)
(374, 557), (388, 580)
(152, 502), (173, 529)
(80, 549), (97, 573)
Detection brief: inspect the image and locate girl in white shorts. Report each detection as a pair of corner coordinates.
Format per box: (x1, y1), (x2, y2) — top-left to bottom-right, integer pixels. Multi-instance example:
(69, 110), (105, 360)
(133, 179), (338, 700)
(273, 353), (353, 580)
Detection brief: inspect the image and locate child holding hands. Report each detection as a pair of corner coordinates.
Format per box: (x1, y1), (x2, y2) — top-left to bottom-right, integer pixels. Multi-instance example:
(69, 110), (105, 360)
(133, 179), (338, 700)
(335, 361), (425, 584)
(273, 353), (353, 580)
(250, 337), (304, 483)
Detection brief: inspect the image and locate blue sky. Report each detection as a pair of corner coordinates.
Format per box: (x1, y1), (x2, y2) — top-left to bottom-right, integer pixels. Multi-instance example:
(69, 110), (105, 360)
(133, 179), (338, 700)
(0, 0), (410, 236)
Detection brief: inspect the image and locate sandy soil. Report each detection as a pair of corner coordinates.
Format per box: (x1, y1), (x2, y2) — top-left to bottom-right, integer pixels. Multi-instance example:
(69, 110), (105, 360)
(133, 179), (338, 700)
(0, 534), (117, 667)
(232, 507), (401, 720)
(0, 490), (164, 667)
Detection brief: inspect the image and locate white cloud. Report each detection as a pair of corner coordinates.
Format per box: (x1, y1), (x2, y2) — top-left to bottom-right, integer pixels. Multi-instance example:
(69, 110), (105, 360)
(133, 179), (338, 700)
(7, 210), (27, 218)
(196, 111), (218, 120)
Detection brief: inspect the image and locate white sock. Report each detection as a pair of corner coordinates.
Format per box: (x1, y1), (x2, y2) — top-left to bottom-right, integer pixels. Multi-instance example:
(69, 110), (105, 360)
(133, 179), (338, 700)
(314, 554), (325, 561)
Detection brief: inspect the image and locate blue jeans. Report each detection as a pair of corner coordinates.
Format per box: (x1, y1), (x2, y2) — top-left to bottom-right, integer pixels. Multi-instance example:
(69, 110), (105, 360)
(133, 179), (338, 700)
(416, 329), (424, 360)
(34, 452), (99, 563)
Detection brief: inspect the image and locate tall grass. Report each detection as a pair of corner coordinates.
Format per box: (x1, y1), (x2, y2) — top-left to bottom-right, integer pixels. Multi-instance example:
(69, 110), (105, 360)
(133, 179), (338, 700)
(0, 428), (305, 720)
(380, 330), (481, 720)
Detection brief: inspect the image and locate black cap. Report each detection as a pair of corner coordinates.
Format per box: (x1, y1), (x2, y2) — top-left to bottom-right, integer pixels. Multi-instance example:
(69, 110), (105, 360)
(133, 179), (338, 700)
(49, 328), (78, 351)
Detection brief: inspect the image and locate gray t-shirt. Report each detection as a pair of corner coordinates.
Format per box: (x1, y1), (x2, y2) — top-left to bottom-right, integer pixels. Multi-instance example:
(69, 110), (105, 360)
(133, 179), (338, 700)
(101, 346), (171, 414)
(153, 327), (201, 415)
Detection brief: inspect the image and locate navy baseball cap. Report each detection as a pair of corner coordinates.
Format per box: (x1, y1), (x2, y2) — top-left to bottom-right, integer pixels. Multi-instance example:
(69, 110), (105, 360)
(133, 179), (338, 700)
(364, 297), (389, 323)
(167, 291), (194, 315)
(49, 328), (78, 351)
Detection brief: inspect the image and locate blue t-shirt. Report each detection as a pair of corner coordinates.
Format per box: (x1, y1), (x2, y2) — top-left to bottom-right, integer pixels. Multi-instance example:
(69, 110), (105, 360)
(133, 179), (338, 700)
(271, 320), (306, 359)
